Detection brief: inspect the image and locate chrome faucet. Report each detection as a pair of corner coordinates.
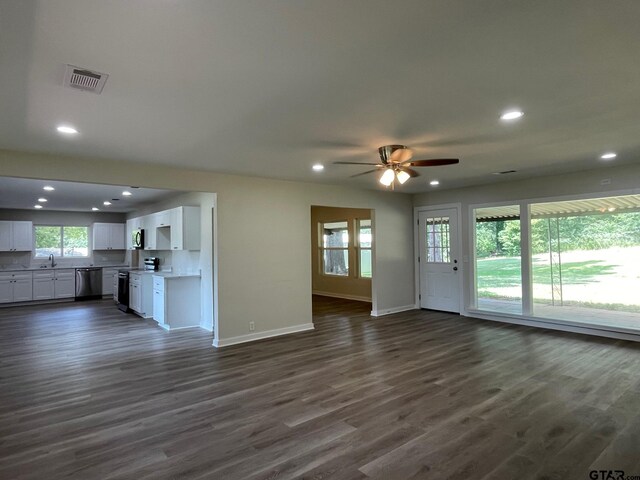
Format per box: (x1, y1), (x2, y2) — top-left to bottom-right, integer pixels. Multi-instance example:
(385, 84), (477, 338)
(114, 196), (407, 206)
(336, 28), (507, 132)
(48, 254), (56, 268)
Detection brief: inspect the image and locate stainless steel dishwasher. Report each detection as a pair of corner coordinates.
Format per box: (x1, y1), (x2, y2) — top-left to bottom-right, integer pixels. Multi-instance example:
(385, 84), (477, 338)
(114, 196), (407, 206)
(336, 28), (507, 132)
(75, 267), (103, 300)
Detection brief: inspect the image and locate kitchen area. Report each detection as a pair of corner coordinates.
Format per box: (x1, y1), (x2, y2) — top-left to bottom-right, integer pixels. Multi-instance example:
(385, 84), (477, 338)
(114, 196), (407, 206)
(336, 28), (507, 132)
(0, 177), (215, 333)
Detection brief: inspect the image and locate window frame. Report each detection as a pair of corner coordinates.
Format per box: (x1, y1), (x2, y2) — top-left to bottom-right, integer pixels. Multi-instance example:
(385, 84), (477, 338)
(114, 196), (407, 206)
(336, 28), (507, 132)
(424, 215), (452, 264)
(471, 204), (525, 315)
(33, 224), (90, 259)
(320, 220), (350, 277)
(357, 218), (372, 278)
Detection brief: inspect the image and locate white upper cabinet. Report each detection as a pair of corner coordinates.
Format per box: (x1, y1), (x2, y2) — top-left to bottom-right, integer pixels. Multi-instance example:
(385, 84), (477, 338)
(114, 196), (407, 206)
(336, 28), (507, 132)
(170, 207), (200, 251)
(125, 206), (200, 252)
(92, 223), (125, 250)
(11, 222), (33, 251)
(109, 224), (125, 249)
(155, 210), (171, 228)
(144, 214), (158, 250)
(0, 221), (33, 252)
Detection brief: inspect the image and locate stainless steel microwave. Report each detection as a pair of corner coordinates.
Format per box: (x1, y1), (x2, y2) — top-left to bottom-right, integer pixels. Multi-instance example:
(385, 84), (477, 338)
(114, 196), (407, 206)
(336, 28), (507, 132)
(132, 228), (144, 249)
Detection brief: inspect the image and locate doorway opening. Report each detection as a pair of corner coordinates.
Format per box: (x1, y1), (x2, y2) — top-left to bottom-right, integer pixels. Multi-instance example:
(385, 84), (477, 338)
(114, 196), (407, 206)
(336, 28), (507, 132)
(311, 206), (373, 315)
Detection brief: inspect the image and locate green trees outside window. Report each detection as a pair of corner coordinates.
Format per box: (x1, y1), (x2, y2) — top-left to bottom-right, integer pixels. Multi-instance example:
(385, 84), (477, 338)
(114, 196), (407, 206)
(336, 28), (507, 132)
(35, 226), (89, 257)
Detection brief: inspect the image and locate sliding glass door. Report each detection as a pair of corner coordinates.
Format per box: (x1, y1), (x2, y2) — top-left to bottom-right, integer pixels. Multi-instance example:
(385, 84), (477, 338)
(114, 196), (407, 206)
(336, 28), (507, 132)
(472, 194), (640, 332)
(530, 196), (640, 330)
(474, 206), (522, 315)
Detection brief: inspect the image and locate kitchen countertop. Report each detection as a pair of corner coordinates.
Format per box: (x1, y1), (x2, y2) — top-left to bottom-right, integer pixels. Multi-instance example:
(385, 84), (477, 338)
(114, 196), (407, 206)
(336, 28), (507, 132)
(0, 264), (129, 272)
(154, 273), (201, 279)
(130, 271), (201, 279)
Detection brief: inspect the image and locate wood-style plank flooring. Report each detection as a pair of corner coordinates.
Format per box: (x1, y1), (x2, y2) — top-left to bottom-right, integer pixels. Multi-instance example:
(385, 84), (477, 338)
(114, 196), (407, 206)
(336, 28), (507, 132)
(1, 296), (640, 479)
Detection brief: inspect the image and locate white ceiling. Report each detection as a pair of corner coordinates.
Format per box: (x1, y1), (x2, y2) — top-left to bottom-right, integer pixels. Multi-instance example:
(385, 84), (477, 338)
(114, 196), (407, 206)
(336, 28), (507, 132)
(0, 177), (177, 212)
(1, 0), (639, 193)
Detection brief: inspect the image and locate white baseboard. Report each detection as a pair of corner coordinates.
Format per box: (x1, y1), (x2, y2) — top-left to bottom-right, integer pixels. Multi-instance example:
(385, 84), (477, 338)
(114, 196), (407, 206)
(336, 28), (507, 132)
(312, 290), (372, 303)
(199, 321), (214, 332)
(371, 304), (418, 317)
(464, 309), (640, 343)
(213, 323), (315, 348)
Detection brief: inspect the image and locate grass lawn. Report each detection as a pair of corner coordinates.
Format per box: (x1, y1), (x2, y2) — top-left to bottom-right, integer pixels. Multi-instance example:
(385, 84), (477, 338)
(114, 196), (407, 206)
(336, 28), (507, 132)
(476, 256), (617, 289)
(476, 247), (640, 312)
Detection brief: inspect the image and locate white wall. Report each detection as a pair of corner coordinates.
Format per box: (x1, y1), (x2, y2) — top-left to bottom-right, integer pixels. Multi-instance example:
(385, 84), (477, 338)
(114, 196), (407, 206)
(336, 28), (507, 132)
(412, 163), (640, 313)
(0, 149), (415, 344)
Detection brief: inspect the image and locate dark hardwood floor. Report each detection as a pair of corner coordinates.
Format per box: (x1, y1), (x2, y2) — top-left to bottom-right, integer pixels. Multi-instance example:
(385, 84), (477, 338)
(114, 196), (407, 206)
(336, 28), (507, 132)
(1, 296), (640, 479)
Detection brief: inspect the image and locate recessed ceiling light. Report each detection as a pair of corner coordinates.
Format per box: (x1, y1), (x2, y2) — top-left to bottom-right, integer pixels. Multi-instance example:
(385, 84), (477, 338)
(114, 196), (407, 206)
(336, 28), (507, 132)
(43, 185), (55, 191)
(122, 191), (132, 196)
(34, 205), (43, 209)
(600, 152), (617, 160)
(500, 110), (524, 121)
(92, 207), (99, 211)
(312, 164), (324, 172)
(56, 125), (78, 135)
(430, 180), (440, 186)
(37, 198), (48, 203)
(103, 201), (111, 206)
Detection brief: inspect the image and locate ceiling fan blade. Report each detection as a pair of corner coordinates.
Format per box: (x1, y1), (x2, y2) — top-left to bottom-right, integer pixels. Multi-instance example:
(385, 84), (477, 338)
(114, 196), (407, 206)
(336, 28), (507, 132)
(399, 167), (420, 177)
(334, 161), (381, 166)
(350, 169), (380, 178)
(403, 158), (460, 167)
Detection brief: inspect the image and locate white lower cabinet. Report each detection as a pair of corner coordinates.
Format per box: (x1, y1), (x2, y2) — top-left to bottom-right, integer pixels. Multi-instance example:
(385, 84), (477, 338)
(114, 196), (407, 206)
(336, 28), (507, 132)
(0, 272), (33, 303)
(54, 270), (75, 298)
(153, 286), (165, 324)
(129, 273), (153, 318)
(152, 275), (201, 330)
(33, 273), (54, 300)
(113, 273), (119, 302)
(102, 268), (118, 296)
(32, 269), (75, 300)
(0, 279), (12, 303)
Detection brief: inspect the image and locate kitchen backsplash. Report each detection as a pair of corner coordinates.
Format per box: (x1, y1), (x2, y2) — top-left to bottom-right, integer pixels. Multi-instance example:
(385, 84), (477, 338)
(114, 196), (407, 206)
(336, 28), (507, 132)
(0, 250), (127, 269)
(135, 250), (200, 275)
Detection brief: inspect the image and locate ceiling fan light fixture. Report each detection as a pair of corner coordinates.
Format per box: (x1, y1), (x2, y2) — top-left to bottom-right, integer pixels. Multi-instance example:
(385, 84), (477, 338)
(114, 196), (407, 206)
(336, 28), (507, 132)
(379, 168), (395, 186)
(396, 170), (411, 184)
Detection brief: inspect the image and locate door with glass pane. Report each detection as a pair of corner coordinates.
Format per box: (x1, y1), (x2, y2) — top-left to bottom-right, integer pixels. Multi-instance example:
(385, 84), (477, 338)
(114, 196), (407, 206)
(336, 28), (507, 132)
(419, 208), (460, 312)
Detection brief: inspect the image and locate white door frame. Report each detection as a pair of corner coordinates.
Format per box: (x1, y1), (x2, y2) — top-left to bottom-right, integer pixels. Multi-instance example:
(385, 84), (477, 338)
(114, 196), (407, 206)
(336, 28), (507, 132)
(414, 203), (463, 313)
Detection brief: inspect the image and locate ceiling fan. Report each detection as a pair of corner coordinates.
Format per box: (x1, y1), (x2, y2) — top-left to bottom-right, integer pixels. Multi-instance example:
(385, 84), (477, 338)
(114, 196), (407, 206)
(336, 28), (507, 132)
(334, 144), (459, 187)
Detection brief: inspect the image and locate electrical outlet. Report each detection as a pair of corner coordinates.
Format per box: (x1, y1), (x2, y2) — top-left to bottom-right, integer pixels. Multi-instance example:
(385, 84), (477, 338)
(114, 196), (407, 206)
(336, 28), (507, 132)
(249, 321), (255, 331)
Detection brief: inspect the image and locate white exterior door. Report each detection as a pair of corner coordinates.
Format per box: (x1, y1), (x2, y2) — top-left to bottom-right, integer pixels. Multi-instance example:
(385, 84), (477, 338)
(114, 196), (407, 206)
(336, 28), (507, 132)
(419, 208), (460, 313)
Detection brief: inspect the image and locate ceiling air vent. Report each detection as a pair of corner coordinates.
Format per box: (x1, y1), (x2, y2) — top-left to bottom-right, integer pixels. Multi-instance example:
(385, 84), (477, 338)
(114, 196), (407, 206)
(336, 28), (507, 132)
(63, 65), (109, 94)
